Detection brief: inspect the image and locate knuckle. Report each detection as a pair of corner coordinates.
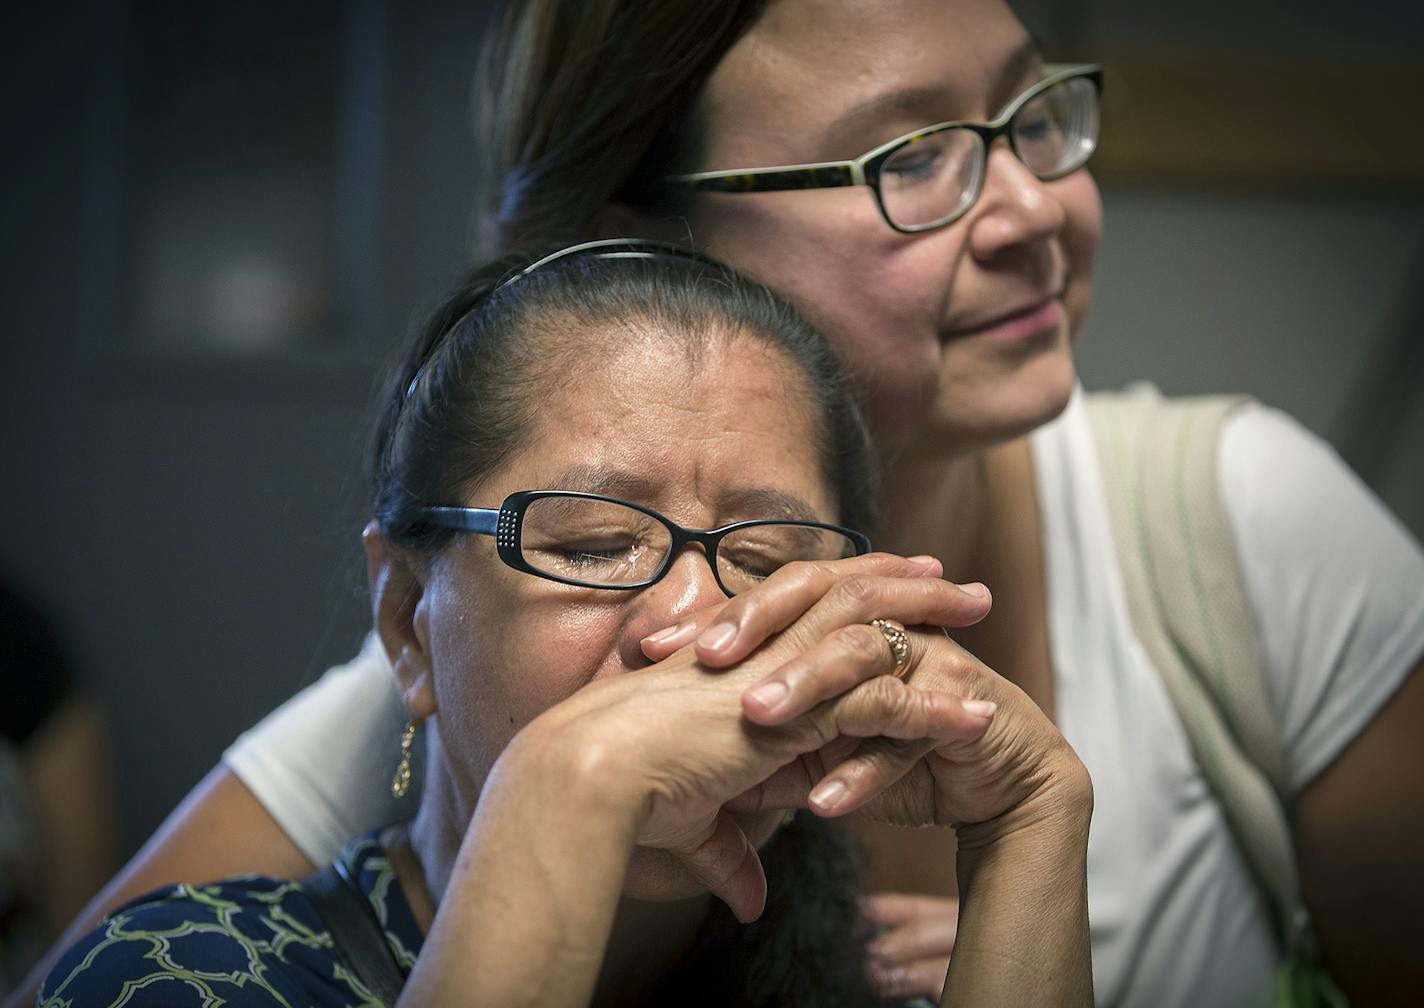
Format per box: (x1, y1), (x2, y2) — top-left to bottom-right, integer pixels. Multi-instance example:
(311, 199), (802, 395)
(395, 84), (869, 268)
(922, 635), (992, 690)
(781, 558), (816, 584)
(775, 559), (823, 594)
(833, 573), (881, 606)
(956, 653), (1000, 691)
(859, 674), (909, 718)
(891, 691), (928, 734)
(841, 623), (891, 664)
(864, 551), (906, 573)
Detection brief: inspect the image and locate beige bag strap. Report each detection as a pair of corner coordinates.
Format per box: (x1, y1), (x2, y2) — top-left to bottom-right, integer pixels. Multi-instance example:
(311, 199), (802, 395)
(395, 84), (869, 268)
(1084, 386), (1311, 956)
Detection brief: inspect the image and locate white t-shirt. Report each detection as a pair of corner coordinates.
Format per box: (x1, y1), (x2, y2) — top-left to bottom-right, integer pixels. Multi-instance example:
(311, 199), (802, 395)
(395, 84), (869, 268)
(224, 394), (1424, 1007)
(1033, 392), (1424, 1007)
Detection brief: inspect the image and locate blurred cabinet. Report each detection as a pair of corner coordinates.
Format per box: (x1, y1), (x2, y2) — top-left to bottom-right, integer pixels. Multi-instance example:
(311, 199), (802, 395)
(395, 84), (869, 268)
(107, 0), (390, 387)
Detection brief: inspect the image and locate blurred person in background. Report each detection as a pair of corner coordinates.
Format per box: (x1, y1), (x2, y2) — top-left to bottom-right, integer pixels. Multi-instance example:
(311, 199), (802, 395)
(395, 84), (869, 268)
(0, 580), (114, 997)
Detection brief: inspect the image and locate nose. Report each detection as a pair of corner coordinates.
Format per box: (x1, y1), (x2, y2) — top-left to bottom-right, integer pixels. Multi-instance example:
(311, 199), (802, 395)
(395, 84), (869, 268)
(617, 547), (727, 670)
(965, 142), (1067, 263)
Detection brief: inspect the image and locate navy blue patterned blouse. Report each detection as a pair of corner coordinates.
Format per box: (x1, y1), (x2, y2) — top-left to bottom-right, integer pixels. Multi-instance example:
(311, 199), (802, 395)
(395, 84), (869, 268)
(36, 835), (419, 1007)
(37, 826), (926, 1007)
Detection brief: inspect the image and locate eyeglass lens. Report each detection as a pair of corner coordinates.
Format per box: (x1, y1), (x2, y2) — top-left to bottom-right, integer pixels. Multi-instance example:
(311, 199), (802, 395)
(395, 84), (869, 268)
(517, 495), (860, 593)
(878, 74), (1098, 230)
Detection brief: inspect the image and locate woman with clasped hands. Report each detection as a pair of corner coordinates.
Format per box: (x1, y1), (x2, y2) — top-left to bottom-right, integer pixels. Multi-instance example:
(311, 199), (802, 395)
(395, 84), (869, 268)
(37, 245), (1090, 1007)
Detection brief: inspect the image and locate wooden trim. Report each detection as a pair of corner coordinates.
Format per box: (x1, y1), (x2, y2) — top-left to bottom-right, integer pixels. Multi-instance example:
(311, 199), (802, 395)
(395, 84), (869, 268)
(1090, 54), (1424, 188)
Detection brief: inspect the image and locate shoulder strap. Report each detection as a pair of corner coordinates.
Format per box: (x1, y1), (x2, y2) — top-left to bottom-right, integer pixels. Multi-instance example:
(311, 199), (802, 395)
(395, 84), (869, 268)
(1083, 386), (1310, 957)
(303, 857), (407, 1006)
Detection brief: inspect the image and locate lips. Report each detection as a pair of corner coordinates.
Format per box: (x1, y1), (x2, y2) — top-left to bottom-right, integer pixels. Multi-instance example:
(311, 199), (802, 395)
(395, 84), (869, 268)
(946, 293), (1063, 338)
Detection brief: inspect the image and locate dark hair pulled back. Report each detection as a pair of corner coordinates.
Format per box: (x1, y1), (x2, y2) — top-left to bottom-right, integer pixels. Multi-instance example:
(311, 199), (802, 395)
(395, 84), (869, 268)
(370, 245), (877, 554)
(475, 0), (767, 255)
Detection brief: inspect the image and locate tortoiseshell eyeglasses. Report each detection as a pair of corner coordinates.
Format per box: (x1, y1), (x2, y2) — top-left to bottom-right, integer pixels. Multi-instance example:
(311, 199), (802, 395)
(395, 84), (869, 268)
(667, 64), (1102, 234)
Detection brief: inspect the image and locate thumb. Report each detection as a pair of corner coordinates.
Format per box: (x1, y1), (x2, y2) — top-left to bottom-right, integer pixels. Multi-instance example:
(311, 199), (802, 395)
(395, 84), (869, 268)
(674, 811), (768, 923)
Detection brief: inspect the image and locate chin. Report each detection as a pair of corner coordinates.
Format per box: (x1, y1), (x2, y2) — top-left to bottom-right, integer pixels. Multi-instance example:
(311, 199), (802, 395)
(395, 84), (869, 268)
(1006, 351), (1078, 431)
(931, 341), (1078, 455)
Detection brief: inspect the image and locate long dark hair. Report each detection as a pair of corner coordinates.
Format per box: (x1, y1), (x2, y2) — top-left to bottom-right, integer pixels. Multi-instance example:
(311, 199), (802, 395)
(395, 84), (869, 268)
(473, 0), (767, 256)
(651, 812), (882, 1008)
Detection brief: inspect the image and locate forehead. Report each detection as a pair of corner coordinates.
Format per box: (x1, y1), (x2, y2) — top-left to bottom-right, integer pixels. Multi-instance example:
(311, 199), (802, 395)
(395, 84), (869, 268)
(698, 0), (1036, 162)
(484, 324), (835, 517)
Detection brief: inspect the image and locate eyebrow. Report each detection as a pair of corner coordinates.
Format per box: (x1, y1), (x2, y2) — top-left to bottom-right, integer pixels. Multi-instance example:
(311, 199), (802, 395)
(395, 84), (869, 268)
(720, 488), (819, 524)
(536, 467), (821, 524)
(822, 36), (1044, 144)
(540, 466), (663, 502)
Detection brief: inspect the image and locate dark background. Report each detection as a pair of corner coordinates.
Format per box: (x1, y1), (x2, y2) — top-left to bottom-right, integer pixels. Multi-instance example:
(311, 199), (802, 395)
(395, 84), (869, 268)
(2, 0), (1420, 859)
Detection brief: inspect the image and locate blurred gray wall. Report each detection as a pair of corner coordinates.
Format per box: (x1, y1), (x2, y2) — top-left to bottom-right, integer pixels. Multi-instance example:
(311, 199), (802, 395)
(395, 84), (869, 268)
(1077, 189), (1424, 532)
(1, 0), (495, 855)
(1, 0), (1419, 863)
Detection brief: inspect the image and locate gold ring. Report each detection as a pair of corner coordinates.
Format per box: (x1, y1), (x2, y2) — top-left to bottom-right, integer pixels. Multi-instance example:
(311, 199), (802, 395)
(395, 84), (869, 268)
(869, 618), (912, 679)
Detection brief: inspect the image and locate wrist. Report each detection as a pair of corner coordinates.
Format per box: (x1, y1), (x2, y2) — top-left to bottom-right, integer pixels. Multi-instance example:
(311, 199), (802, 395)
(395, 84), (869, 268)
(501, 711), (652, 831)
(945, 761), (1094, 1008)
(954, 754), (1092, 864)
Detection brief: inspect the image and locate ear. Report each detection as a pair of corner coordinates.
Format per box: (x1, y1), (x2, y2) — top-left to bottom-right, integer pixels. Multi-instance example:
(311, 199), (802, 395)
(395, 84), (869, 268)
(363, 522), (438, 721)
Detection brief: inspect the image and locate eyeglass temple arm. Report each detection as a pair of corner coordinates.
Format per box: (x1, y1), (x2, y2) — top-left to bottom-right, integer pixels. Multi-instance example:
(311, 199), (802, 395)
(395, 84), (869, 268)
(421, 507), (500, 535)
(673, 162), (859, 194)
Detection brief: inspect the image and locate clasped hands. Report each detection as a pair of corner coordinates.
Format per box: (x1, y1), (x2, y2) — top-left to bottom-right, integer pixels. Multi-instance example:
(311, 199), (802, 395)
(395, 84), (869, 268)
(508, 553), (1091, 926)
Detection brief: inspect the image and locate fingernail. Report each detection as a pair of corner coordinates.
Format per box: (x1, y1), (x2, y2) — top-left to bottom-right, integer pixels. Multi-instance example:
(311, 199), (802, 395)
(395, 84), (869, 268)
(643, 622), (688, 645)
(746, 680), (789, 712)
(646, 620), (683, 646)
(809, 778), (848, 811)
(697, 621), (737, 651)
(962, 699), (997, 718)
(961, 581), (991, 599)
(908, 554), (938, 566)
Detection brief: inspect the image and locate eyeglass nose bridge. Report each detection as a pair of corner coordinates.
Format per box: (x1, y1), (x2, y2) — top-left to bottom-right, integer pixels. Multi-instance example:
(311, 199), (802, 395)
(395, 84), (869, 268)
(974, 118), (1043, 197)
(656, 524), (738, 598)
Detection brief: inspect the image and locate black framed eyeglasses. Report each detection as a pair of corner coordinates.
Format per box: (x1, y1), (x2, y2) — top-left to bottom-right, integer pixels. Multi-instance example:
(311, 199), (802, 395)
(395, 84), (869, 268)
(418, 490), (871, 598)
(667, 64), (1102, 234)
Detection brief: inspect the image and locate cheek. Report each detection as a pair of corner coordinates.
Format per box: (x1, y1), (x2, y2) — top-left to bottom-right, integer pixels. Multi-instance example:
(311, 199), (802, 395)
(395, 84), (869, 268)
(695, 193), (952, 367)
(1057, 171), (1103, 333)
(429, 584), (627, 790)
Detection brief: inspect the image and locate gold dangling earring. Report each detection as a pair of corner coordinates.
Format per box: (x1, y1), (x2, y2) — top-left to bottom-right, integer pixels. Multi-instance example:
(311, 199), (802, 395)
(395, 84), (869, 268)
(391, 719), (416, 798)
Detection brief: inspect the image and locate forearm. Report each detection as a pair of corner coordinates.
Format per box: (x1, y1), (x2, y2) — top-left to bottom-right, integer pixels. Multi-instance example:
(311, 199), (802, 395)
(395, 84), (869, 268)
(396, 732), (642, 1008)
(24, 695), (117, 932)
(1298, 659), (1424, 1004)
(942, 783), (1094, 1008)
